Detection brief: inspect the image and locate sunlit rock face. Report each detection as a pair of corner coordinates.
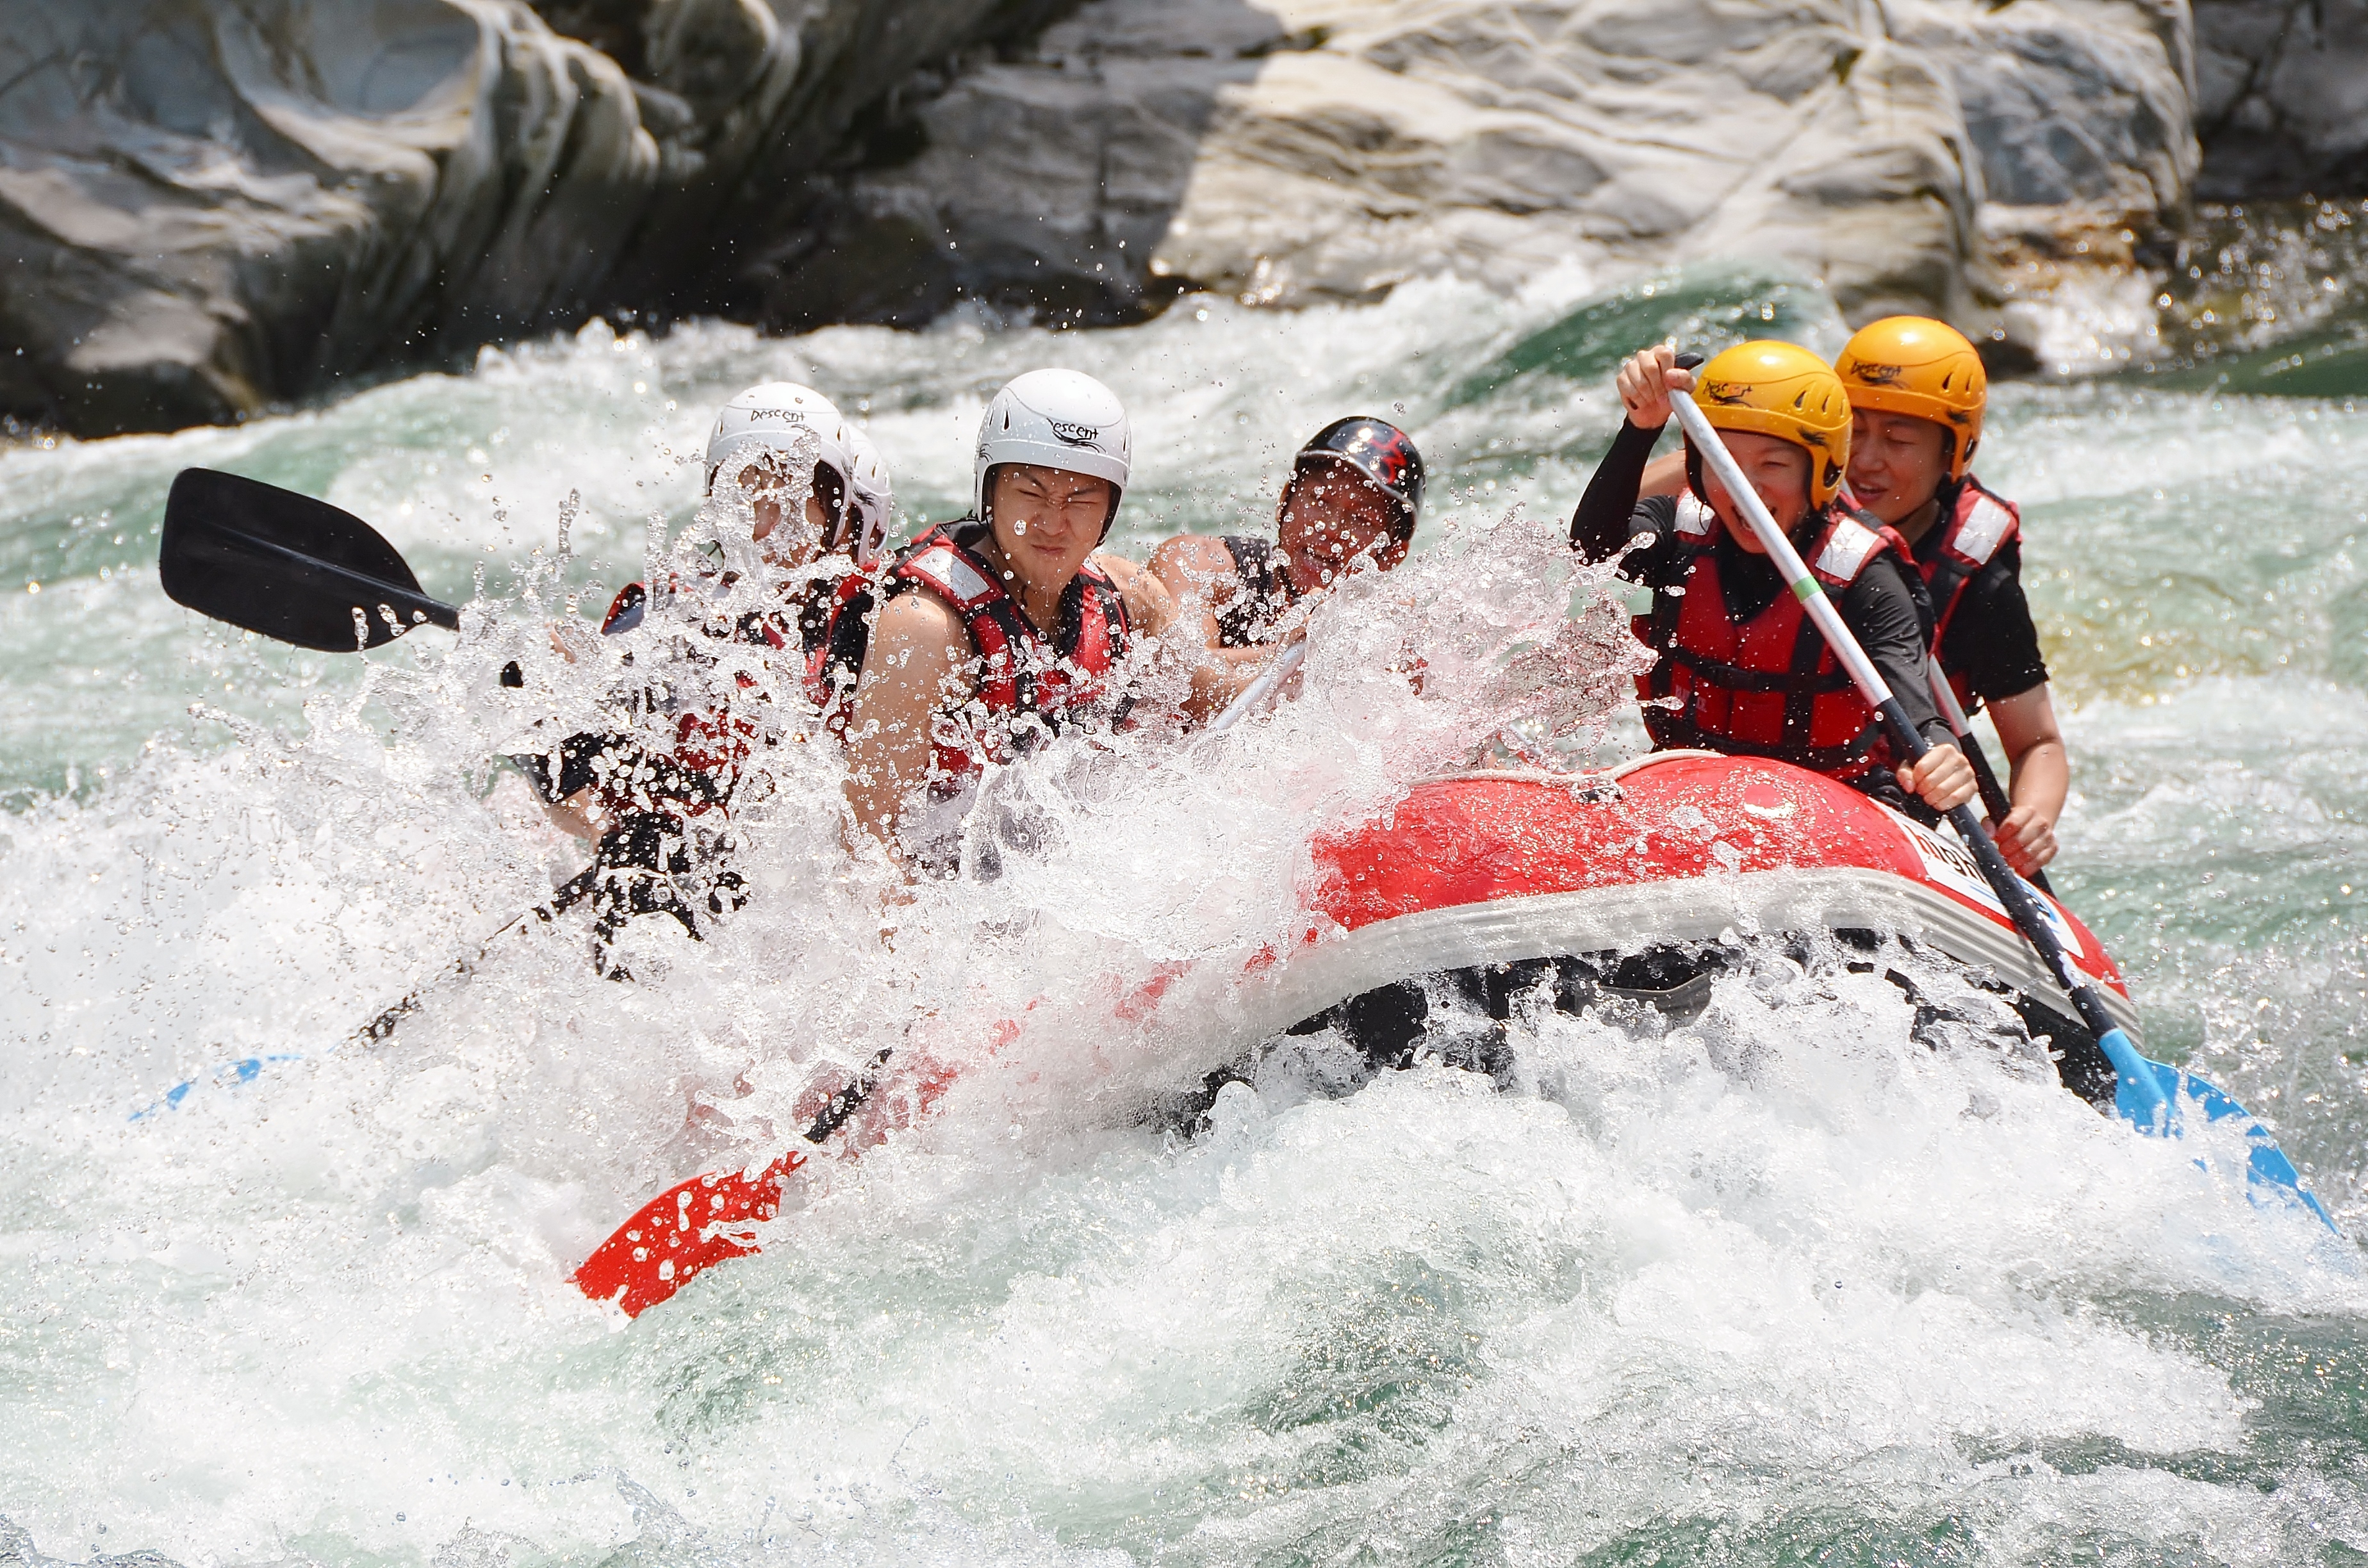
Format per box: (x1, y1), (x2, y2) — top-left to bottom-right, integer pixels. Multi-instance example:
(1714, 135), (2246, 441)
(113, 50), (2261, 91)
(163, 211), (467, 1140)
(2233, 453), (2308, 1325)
(0, 0), (659, 436)
(0, 0), (1047, 436)
(776, 0), (2199, 331)
(7, 0), (2331, 437)
(2192, 0), (2368, 199)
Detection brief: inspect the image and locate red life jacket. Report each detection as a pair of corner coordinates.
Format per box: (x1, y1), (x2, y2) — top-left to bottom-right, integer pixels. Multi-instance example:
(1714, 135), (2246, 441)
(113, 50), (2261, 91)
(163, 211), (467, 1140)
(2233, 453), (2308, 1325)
(1632, 495), (1914, 780)
(882, 523), (1133, 788)
(801, 568), (882, 724)
(588, 574), (807, 817)
(1914, 477), (2023, 714)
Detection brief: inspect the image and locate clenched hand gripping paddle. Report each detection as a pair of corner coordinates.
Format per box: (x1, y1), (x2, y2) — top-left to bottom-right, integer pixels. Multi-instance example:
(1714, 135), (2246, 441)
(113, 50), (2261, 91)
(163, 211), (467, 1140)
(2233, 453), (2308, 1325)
(1668, 375), (2332, 1229)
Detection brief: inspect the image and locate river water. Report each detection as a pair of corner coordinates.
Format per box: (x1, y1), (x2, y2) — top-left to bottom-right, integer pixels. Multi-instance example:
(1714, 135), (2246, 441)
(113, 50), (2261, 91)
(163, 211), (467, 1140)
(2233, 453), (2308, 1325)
(4, 211), (2367, 1565)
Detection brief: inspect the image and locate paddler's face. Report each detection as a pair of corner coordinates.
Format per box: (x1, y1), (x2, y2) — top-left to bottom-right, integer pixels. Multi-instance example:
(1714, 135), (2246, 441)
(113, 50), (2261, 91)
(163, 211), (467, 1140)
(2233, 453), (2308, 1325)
(1701, 431), (1813, 551)
(989, 464), (1111, 587)
(1278, 462), (1406, 589)
(741, 452), (832, 568)
(1846, 411), (1951, 526)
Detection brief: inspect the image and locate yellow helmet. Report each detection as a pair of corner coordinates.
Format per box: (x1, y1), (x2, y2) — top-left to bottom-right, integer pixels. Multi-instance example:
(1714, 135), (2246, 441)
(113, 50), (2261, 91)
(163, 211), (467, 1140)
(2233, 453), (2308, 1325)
(1834, 316), (1987, 479)
(1691, 340), (1853, 508)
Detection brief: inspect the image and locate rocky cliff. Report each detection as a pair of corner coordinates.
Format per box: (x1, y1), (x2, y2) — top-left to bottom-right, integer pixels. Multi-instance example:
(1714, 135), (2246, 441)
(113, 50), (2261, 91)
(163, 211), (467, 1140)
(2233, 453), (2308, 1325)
(0, 0), (1059, 435)
(2192, 0), (2368, 198)
(0, 0), (2351, 436)
(780, 0), (2199, 334)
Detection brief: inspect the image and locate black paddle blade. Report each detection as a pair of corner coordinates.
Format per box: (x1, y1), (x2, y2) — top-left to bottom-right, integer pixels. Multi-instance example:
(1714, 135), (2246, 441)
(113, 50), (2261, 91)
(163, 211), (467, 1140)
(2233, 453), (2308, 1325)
(160, 468), (461, 651)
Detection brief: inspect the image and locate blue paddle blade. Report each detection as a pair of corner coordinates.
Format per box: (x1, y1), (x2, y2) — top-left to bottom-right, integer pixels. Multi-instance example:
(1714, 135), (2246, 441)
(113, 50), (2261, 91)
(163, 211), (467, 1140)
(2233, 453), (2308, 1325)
(2096, 1027), (2335, 1230)
(2143, 1059), (2337, 1230)
(129, 1052), (303, 1121)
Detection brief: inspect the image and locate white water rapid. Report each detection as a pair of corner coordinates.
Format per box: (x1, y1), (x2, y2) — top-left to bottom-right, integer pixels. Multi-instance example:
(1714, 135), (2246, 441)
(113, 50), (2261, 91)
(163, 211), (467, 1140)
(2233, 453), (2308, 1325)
(4, 252), (2368, 1566)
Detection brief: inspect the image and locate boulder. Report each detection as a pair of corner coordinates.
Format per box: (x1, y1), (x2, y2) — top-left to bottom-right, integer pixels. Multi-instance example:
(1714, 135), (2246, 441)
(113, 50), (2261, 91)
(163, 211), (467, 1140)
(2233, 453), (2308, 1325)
(2192, 0), (2368, 197)
(0, 0), (1060, 436)
(9, 0), (2340, 437)
(759, 0), (2201, 331)
(0, 0), (659, 436)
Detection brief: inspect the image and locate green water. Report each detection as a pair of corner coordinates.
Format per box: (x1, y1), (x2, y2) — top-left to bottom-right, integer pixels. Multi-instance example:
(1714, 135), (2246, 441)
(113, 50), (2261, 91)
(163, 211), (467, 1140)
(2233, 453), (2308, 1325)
(3, 231), (2367, 1566)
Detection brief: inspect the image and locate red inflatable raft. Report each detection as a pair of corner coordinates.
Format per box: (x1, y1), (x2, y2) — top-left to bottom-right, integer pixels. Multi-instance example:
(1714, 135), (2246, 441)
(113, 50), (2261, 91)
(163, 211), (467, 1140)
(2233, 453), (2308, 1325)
(577, 750), (2142, 1314)
(1239, 749), (2137, 1084)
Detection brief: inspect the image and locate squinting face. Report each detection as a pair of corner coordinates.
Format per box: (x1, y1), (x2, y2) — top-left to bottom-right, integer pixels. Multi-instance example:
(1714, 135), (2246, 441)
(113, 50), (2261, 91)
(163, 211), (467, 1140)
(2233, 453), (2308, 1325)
(1846, 411), (1952, 526)
(1698, 430), (1814, 551)
(989, 464), (1113, 592)
(1278, 462), (1406, 588)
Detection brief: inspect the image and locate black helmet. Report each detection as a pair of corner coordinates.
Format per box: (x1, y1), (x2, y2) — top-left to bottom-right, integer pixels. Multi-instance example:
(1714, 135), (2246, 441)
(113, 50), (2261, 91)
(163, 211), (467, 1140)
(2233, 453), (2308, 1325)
(1291, 416), (1424, 541)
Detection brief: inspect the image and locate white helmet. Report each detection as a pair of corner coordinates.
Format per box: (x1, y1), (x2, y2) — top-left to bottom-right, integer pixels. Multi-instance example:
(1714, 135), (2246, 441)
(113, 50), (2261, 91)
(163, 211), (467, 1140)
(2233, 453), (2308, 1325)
(973, 369), (1131, 535)
(843, 422), (894, 569)
(706, 382), (855, 512)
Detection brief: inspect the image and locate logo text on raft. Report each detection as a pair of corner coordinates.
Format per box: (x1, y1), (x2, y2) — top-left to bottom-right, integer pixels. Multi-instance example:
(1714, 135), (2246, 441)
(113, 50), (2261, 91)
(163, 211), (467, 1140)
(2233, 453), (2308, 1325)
(1050, 422), (1105, 449)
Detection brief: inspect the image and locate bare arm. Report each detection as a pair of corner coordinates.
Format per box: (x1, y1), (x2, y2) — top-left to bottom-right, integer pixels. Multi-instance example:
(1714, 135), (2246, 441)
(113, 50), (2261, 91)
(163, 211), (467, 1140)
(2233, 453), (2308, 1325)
(1146, 534), (1283, 721)
(1093, 550), (1180, 641)
(842, 591), (973, 860)
(1986, 683), (2069, 874)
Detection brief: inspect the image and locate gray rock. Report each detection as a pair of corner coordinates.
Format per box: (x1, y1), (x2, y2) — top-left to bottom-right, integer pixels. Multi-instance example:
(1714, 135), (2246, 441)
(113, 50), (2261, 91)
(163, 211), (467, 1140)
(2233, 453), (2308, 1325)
(778, 0), (2201, 332)
(8, 0), (2346, 437)
(2192, 0), (2368, 197)
(0, 0), (1057, 436)
(0, 0), (661, 435)
(749, 0), (1286, 328)
(1903, 0), (2197, 211)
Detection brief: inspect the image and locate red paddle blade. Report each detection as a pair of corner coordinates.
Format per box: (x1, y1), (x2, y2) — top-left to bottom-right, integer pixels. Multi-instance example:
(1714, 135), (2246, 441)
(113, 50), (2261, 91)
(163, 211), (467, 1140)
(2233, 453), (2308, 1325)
(573, 1153), (805, 1316)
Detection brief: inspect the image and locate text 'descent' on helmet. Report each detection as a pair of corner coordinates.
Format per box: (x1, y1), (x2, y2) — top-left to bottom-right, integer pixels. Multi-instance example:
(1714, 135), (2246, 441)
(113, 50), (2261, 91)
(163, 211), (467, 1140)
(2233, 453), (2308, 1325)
(1294, 416), (1426, 539)
(974, 369), (1132, 536)
(1834, 316), (1988, 479)
(1691, 341), (1853, 509)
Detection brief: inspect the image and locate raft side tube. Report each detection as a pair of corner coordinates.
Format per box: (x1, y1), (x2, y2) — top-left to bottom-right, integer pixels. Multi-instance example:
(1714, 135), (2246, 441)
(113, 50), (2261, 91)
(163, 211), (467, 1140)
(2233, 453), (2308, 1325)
(1253, 868), (2144, 1054)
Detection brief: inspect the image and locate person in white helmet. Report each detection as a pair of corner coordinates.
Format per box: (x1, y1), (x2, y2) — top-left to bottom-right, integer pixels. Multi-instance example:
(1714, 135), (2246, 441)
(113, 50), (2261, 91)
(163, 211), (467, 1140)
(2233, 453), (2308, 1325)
(838, 368), (1176, 864)
(796, 420), (901, 720)
(525, 382), (899, 957)
(598, 381), (876, 639)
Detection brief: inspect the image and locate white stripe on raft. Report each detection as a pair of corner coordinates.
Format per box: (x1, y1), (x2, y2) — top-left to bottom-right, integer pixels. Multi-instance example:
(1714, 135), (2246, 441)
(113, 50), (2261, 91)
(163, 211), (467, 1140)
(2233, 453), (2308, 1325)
(1226, 865), (2145, 1058)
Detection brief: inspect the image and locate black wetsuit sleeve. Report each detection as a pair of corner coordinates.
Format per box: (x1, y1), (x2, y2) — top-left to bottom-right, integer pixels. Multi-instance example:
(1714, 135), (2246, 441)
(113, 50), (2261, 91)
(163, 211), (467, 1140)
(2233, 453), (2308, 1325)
(1216, 535), (1279, 648)
(1939, 542), (2051, 703)
(1571, 421), (1684, 584)
(1836, 556), (1955, 753)
(1572, 420), (1668, 559)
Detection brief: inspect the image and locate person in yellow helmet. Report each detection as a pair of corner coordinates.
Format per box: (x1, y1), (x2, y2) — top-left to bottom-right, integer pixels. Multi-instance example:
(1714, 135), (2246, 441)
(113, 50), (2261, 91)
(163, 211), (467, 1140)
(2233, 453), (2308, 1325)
(1569, 341), (1975, 817)
(1835, 316), (2064, 877)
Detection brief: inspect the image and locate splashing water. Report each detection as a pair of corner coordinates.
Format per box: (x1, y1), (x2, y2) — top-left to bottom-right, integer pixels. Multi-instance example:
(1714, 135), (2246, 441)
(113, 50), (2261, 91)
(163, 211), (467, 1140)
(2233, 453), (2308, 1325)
(3, 256), (2368, 1565)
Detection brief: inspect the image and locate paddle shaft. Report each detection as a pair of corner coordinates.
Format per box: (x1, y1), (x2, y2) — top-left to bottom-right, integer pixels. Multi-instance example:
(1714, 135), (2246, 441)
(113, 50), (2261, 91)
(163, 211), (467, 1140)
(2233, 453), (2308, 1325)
(1666, 388), (2161, 1115)
(1208, 640), (1308, 733)
(352, 868), (602, 1045)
